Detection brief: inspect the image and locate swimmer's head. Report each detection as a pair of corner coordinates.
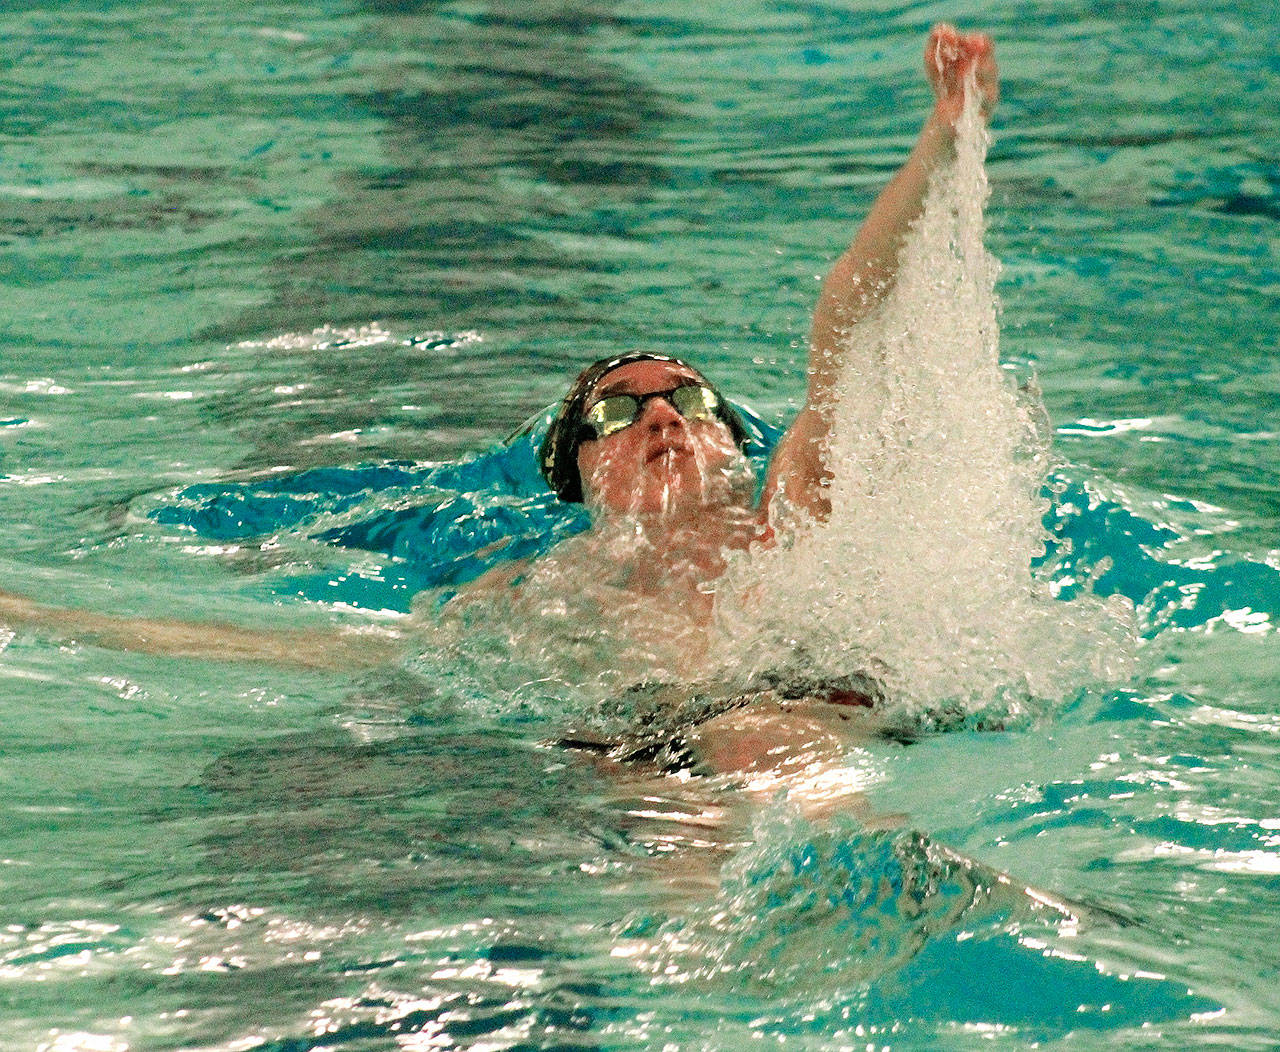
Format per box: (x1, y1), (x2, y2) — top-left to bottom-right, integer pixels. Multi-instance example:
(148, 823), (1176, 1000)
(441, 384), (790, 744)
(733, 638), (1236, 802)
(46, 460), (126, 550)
(539, 352), (750, 509)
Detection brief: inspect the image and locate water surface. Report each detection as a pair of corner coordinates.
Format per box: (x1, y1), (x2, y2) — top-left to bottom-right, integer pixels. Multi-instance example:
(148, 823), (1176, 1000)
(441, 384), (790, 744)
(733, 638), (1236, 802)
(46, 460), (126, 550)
(1, 1), (1277, 1049)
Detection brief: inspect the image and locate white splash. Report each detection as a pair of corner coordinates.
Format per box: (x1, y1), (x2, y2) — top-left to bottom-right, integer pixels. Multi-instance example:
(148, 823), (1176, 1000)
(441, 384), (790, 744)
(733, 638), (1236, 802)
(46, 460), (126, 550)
(719, 82), (1134, 715)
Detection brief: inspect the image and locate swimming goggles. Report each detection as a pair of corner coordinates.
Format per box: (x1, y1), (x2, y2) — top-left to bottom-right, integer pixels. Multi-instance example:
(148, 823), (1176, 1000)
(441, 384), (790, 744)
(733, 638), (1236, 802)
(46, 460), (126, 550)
(579, 383), (725, 440)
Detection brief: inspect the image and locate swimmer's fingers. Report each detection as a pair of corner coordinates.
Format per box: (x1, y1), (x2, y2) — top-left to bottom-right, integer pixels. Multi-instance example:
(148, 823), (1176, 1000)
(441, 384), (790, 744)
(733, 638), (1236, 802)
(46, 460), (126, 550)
(924, 23), (999, 123)
(969, 35), (999, 118)
(924, 22), (962, 98)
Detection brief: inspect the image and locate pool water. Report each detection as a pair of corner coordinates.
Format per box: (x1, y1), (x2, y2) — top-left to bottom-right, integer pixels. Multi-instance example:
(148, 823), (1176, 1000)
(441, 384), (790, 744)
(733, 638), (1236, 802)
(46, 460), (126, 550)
(2, 1), (1278, 1048)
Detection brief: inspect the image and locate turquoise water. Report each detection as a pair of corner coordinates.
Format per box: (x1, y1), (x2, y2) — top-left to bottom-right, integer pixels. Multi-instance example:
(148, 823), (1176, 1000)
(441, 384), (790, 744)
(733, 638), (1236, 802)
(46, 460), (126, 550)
(2, 1), (1278, 1048)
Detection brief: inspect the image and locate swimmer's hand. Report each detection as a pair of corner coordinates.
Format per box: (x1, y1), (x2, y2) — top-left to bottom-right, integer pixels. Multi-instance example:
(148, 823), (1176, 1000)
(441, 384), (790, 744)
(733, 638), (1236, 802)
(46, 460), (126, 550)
(925, 23), (998, 126)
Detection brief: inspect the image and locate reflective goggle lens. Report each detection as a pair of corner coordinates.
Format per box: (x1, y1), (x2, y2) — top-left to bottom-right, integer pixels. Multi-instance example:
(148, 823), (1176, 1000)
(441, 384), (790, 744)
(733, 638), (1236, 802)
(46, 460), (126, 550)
(583, 396), (641, 438)
(581, 383), (721, 439)
(669, 383), (720, 421)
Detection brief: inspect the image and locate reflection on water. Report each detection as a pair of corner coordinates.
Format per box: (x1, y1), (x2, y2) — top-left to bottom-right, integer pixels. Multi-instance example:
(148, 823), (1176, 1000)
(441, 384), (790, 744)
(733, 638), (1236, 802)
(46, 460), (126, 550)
(199, 726), (634, 907)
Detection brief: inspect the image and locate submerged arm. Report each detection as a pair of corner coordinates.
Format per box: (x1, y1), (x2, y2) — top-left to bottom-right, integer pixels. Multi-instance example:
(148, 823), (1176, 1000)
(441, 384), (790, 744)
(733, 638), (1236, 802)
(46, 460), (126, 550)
(0, 590), (400, 670)
(764, 24), (998, 519)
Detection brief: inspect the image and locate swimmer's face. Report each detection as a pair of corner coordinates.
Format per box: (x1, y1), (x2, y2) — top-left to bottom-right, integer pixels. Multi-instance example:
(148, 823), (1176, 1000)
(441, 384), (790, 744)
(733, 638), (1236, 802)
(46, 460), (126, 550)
(575, 360), (745, 518)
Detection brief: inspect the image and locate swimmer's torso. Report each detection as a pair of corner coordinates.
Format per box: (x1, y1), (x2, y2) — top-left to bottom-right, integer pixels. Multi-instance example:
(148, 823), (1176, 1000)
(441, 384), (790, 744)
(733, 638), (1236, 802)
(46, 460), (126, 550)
(442, 505), (771, 684)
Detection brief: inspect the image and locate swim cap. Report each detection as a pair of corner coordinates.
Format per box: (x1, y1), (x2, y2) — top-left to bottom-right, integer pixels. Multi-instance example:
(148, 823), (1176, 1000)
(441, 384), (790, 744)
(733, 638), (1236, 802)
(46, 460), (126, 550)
(538, 352), (749, 503)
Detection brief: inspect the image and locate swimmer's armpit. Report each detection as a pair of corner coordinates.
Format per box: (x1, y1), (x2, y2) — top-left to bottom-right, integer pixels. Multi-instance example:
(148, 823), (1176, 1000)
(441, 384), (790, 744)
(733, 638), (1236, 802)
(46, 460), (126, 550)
(442, 558), (530, 608)
(0, 589), (401, 670)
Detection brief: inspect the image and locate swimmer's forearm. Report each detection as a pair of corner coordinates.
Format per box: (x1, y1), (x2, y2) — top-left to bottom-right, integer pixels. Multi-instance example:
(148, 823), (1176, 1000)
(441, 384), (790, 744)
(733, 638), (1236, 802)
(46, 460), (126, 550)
(0, 590), (400, 670)
(807, 108), (955, 396)
(85, 617), (403, 670)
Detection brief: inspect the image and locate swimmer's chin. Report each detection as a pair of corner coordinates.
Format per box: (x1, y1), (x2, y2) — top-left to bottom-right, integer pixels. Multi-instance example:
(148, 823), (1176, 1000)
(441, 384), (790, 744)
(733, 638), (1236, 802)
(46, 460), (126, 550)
(597, 490), (751, 527)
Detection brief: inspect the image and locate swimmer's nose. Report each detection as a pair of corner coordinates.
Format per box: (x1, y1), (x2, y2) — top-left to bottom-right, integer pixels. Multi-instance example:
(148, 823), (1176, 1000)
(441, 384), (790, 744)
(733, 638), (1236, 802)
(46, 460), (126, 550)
(641, 394), (685, 431)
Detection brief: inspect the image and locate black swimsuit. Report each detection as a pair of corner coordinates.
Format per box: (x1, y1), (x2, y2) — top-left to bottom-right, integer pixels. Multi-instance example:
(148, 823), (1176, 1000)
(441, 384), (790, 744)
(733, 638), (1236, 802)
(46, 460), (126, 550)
(554, 669), (885, 775)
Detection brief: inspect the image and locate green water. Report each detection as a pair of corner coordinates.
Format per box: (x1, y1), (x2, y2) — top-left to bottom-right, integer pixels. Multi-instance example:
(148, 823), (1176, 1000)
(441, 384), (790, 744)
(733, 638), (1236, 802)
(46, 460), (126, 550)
(1, 1), (1278, 1048)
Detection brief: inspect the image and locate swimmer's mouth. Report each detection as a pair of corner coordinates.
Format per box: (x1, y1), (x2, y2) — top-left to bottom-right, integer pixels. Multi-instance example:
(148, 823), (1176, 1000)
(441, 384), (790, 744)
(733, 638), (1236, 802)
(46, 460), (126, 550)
(645, 444), (692, 464)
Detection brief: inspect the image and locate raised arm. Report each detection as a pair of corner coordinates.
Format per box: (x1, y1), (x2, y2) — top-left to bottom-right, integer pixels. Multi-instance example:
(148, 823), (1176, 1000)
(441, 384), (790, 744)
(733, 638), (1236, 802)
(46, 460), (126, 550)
(0, 589), (401, 671)
(763, 24), (999, 519)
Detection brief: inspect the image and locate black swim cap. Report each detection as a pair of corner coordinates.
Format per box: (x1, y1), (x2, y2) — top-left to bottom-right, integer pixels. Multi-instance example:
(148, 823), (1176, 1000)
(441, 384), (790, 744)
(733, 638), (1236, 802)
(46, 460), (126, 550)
(538, 352), (749, 503)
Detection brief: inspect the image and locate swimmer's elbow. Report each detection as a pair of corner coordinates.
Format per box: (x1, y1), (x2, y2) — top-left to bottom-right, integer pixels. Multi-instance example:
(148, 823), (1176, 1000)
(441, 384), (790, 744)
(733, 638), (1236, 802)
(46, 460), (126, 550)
(167, 623), (404, 671)
(324, 627), (404, 670)
(763, 413), (833, 523)
(447, 559), (528, 607)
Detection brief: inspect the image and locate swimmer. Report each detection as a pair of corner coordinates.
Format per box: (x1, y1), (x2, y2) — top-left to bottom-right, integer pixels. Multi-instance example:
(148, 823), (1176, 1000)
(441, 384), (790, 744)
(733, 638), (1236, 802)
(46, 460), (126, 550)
(455, 22), (997, 612)
(0, 24), (998, 689)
